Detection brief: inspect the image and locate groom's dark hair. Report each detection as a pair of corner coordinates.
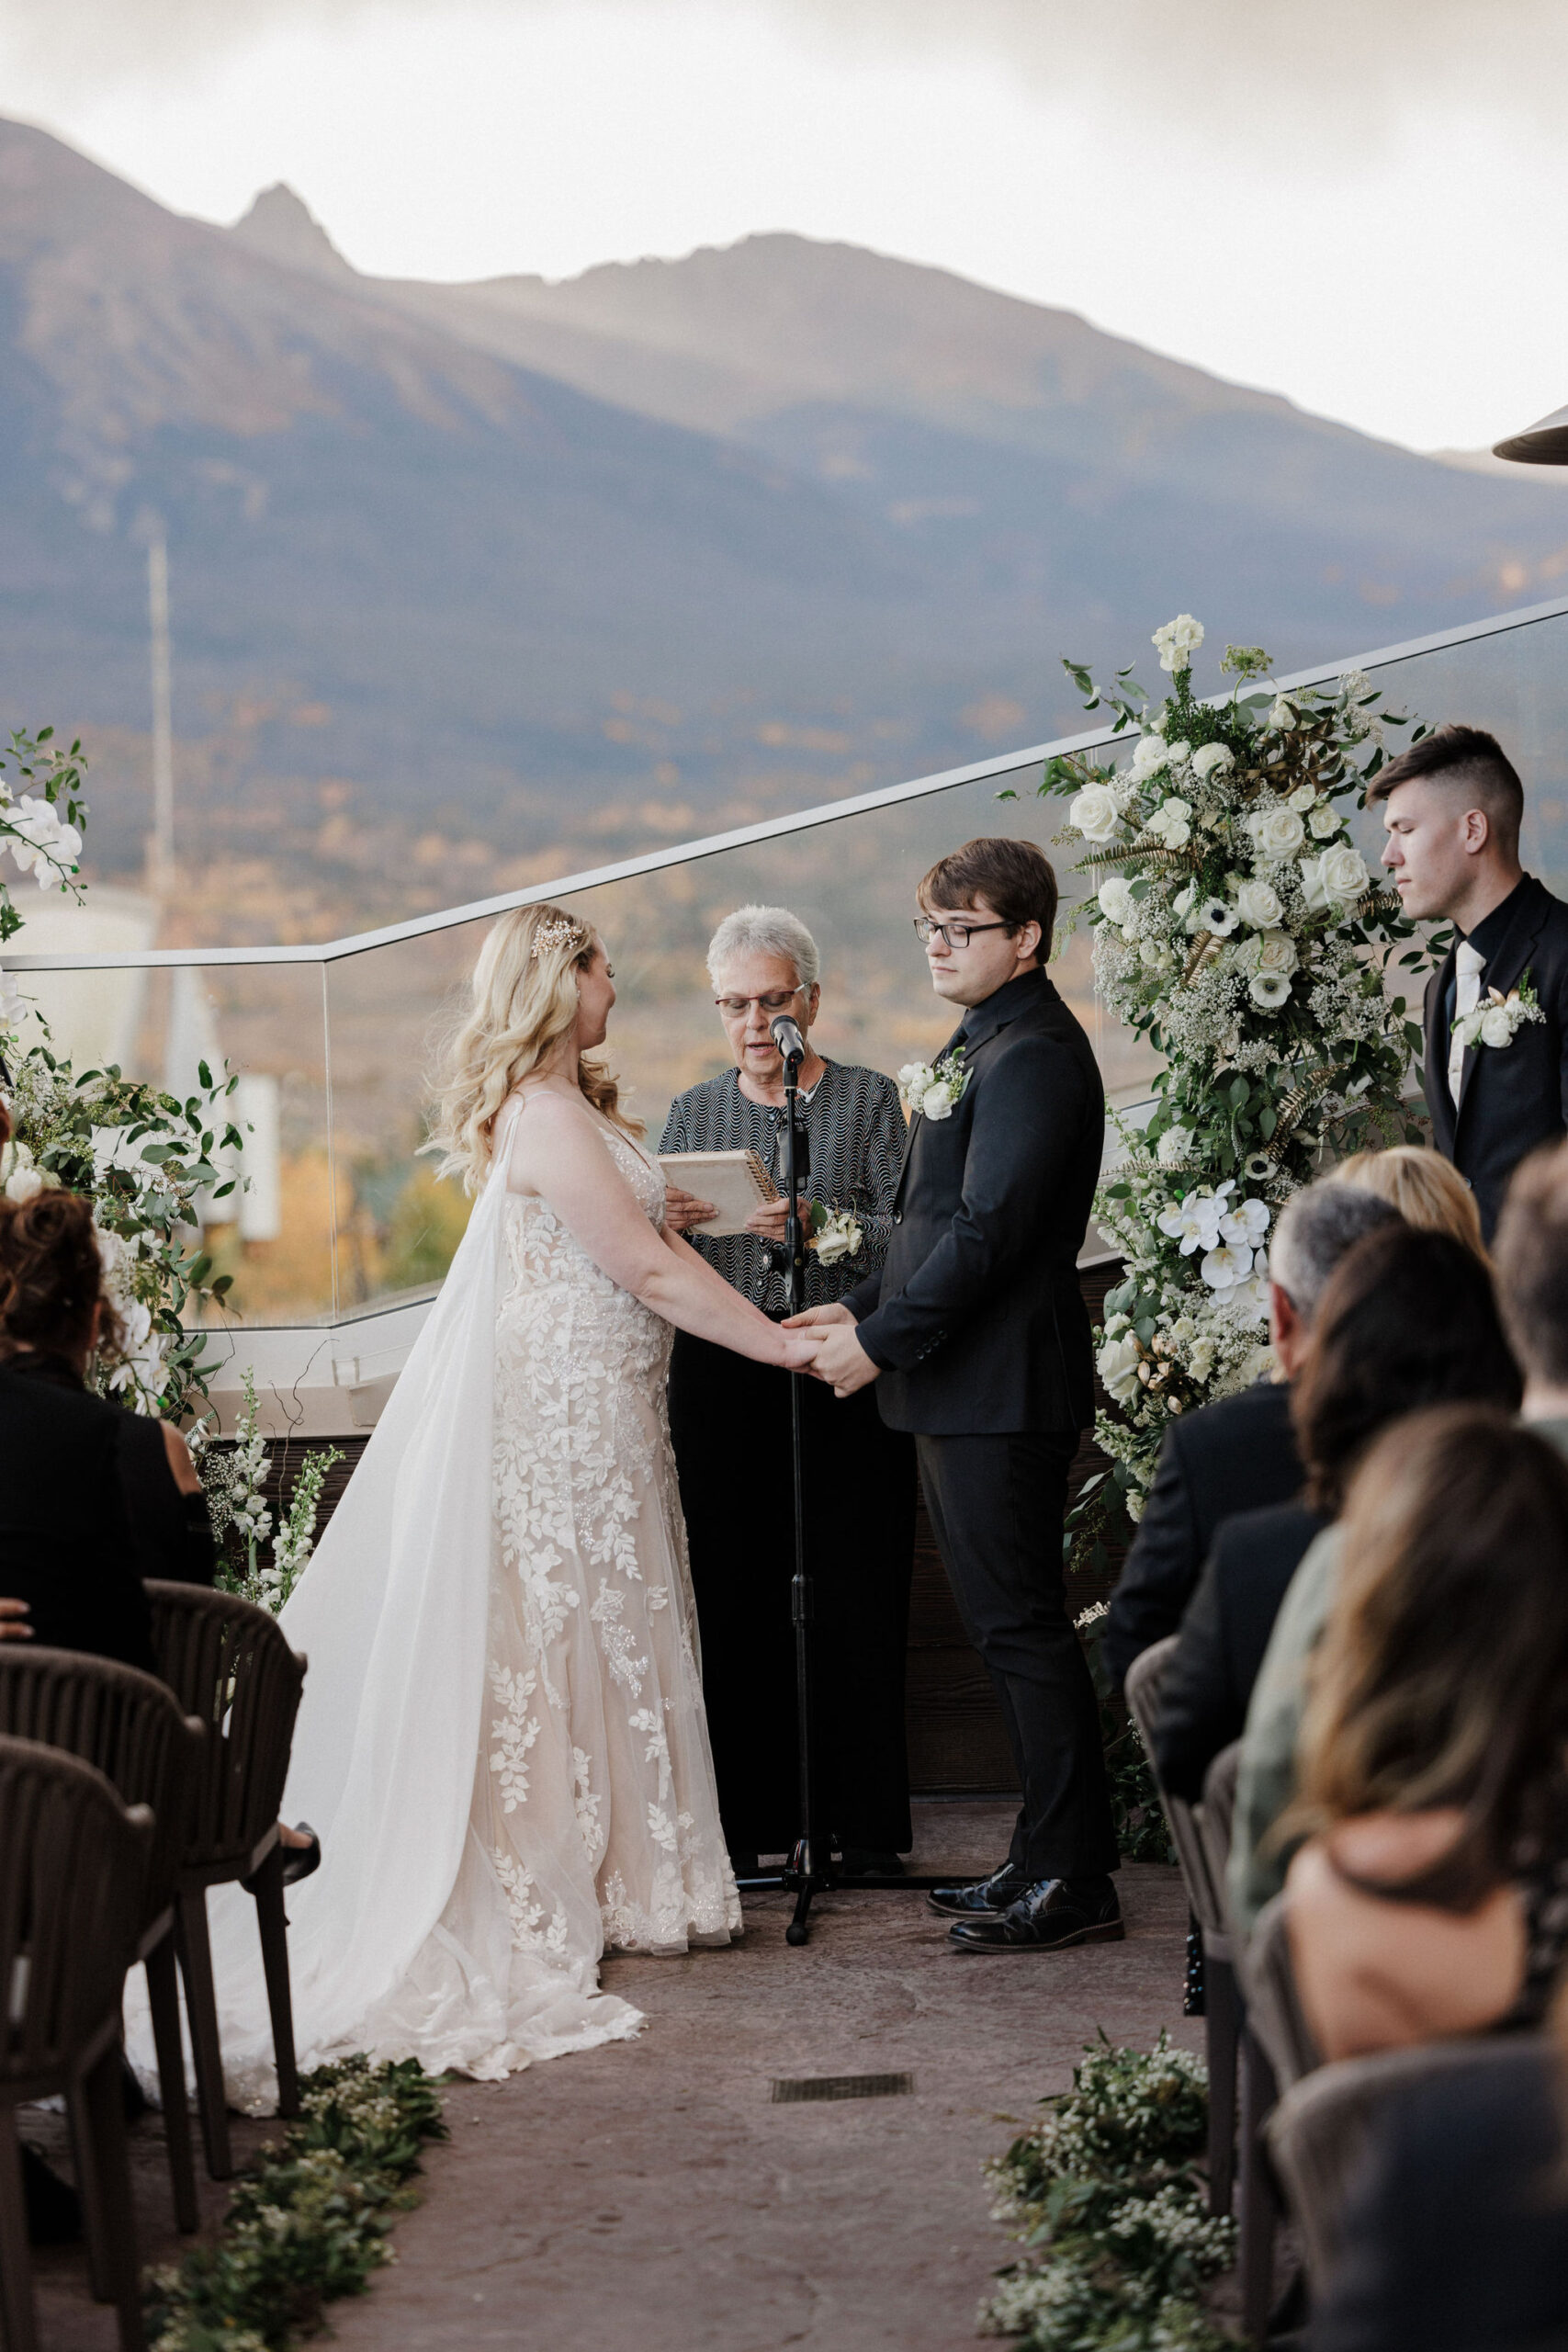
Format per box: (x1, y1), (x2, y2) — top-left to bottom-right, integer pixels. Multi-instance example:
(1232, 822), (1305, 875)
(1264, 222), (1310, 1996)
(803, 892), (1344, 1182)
(919, 836), (1058, 957)
(1368, 723), (1524, 856)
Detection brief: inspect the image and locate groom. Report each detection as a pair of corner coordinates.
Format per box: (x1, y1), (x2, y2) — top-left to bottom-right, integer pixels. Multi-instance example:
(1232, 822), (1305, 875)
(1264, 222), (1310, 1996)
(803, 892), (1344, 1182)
(787, 836), (1121, 1951)
(1374, 723), (1568, 1240)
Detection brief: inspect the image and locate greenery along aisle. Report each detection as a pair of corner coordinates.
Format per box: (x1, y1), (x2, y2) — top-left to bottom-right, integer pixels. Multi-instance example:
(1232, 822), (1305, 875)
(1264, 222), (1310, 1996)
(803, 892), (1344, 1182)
(1039, 617), (1435, 1564)
(980, 2036), (1236, 2352)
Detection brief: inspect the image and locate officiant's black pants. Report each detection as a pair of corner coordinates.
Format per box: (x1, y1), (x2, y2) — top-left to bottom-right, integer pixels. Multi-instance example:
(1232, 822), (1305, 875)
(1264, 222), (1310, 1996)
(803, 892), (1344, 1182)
(917, 1430), (1119, 1883)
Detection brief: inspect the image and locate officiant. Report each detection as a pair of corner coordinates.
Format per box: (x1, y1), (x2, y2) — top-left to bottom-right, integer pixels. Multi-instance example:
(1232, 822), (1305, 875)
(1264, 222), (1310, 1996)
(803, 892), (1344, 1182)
(660, 904), (914, 1875)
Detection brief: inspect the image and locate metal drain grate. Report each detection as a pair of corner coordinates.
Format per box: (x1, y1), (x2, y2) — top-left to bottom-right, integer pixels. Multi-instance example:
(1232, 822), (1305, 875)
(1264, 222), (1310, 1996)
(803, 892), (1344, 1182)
(771, 2072), (913, 2104)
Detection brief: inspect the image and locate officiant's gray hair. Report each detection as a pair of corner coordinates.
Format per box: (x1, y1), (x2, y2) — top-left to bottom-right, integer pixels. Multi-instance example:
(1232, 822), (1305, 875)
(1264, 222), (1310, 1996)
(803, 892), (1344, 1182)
(706, 904), (820, 991)
(1270, 1182), (1402, 1324)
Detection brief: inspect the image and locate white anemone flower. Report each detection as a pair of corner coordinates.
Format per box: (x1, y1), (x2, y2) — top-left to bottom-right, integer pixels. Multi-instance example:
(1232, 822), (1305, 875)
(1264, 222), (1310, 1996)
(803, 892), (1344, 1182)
(1199, 898), (1238, 936)
(1249, 971), (1292, 1009)
(1243, 1151), (1275, 1182)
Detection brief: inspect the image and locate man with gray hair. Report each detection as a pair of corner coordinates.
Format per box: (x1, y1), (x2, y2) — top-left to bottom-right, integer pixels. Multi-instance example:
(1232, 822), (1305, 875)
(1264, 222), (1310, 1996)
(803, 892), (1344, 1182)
(1102, 1179), (1401, 1695)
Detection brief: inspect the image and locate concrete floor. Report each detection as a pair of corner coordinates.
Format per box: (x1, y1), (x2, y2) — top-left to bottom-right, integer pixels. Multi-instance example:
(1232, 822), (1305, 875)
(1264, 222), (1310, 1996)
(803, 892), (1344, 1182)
(26, 1804), (1201, 2352)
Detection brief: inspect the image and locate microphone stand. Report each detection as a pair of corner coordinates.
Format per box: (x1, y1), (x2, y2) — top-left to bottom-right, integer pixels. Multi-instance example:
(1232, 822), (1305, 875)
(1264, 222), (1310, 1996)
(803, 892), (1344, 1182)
(747, 1024), (972, 1947)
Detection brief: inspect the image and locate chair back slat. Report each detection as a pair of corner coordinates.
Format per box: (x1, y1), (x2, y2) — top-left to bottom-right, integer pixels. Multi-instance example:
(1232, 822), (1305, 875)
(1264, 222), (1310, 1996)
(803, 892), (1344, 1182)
(0, 1734), (151, 2088)
(1123, 1636), (1229, 1940)
(0, 1648), (200, 1925)
(1240, 1891), (1321, 2089)
(144, 1584), (307, 1870)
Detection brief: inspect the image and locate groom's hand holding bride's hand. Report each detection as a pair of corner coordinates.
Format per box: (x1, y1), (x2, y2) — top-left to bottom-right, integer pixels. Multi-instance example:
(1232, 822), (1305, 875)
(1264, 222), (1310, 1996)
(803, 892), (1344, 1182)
(782, 1303), (881, 1396)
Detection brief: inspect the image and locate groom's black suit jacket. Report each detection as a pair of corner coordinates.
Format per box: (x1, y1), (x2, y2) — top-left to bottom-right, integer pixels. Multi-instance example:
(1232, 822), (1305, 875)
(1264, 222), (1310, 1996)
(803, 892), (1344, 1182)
(843, 967), (1102, 1435)
(1423, 873), (1568, 1239)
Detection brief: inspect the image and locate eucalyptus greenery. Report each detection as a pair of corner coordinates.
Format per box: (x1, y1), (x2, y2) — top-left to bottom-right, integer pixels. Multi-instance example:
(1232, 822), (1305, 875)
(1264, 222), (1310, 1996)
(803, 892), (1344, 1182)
(144, 2054), (447, 2351)
(980, 2035), (1236, 2351)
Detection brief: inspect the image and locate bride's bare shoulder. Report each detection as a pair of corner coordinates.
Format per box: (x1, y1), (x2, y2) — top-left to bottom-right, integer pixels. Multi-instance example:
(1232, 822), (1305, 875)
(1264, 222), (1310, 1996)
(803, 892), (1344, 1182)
(501, 1087), (609, 1189)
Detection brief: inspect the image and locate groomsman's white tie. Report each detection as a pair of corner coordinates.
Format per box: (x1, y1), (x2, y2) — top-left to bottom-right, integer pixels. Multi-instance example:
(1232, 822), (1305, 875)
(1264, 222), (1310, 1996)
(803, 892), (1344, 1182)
(1448, 939), (1487, 1105)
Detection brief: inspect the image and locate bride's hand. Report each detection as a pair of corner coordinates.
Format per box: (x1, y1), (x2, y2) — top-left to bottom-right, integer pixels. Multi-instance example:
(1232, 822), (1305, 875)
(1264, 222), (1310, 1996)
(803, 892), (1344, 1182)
(778, 1329), (824, 1371)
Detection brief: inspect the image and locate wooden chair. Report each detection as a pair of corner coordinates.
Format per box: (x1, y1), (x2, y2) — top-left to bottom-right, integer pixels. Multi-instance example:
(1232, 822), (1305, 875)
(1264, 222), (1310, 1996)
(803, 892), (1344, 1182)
(144, 1583), (308, 2180)
(1268, 2036), (1544, 2290)
(0, 1648), (205, 2237)
(1123, 1635), (1242, 2218)
(0, 1733), (153, 2352)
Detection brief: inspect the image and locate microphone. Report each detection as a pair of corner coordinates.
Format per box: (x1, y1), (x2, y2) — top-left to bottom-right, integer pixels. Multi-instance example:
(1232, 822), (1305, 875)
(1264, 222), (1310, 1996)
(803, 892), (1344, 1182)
(771, 1012), (807, 1064)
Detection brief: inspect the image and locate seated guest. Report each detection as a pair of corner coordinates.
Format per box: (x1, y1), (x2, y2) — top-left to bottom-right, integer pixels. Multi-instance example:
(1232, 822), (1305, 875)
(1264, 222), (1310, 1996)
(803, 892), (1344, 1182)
(1228, 1224), (1520, 1933)
(1495, 1136), (1568, 1446)
(0, 1192), (158, 1668)
(1283, 1409), (1568, 2062)
(1332, 1141), (1487, 1259)
(1103, 1183), (1398, 1695)
(1151, 1163), (1498, 1803)
(660, 904), (914, 1873)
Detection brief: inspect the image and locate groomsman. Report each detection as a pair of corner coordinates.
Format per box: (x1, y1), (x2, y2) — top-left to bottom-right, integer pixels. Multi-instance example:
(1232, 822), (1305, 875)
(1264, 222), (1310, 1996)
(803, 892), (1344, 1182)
(1374, 725), (1568, 1240)
(788, 836), (1121, 1952)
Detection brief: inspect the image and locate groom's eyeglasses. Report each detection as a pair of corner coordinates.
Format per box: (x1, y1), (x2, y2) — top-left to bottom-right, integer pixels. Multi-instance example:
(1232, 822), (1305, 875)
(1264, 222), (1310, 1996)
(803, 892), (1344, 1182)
(913, 917), (1011, 950)
(714, 987), (807, 1019)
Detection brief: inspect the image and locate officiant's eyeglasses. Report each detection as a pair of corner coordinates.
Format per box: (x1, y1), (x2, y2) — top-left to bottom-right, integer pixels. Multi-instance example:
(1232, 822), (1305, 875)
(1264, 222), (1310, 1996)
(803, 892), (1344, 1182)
(913, 917), (1010, 949)
(714, 987), (807, 1019)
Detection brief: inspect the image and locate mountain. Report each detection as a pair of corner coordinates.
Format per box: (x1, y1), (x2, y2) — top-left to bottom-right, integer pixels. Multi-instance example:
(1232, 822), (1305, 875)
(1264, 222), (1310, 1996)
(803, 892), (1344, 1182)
(4, 117), (1568, 895)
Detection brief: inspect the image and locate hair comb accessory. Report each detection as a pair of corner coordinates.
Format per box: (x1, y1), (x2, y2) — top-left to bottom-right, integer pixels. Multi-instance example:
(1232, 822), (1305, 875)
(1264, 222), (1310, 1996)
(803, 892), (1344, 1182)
(530, 915), (585, 959)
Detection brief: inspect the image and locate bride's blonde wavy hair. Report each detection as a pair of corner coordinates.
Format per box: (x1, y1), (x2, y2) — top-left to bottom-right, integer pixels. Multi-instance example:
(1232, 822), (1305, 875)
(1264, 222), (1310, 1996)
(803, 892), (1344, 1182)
(430, 902), (641, 1190)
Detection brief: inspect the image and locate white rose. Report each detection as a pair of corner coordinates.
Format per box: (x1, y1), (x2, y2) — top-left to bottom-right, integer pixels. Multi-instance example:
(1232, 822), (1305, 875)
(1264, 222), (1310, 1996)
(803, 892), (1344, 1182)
(919, 1081), (955, 1121)
(1248, 805), (1305, 861)
(1308, 804), (1341, 840)
(1480, 1006), (1515, 1049)
(1097, 1334), (1142, 1403)
(1164, 740), (1192, 768)
(1255, 931), (1298, 977)
(1319, 843), (1371, 900)
(1298, 854), (1330, 913)
(1069, 784), (1122, 843)
(1098, 876), (1135, 927)
(1188, 1338), (1217, 1383)
(1152, 614), (1204, 673)
(1156, 1125), (1194, 1167)
(1130, 734), (1168, 776)
(5, 1166), (44, 1204)
(1234, 878), (1282, 930)
(1269, 695), (1298, 731)
(1287, 784), (1317, 813)
(815, 1220), (862, 1266)
(1139, 938), (1174, 970)
(1190, 741), (1235, 780)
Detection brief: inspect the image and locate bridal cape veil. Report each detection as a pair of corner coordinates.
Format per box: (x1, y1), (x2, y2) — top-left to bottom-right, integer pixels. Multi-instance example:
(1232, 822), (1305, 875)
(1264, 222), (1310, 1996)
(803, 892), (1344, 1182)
(134, 1119), (650, 2106)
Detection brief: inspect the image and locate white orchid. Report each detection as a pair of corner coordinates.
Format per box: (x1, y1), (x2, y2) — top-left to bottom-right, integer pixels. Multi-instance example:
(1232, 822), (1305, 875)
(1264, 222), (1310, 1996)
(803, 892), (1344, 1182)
(1200, 1239), (1253, 1294)
(6, 795), (82, 887)
(0, 967), (22, 1028)
(1069, 783), (1122, 843)
(1228, 1272), (1273, 1326)
(1220, 1196), (1270, 1247)
(1152, 614), (1204, 673)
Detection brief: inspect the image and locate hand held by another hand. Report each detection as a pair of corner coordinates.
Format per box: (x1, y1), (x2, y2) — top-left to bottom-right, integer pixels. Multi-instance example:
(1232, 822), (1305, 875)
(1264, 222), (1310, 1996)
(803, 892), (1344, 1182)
(779, 1329), (823, 1371)
(782, 1301), (852, 1329)
(0, 1598), (32, 1642)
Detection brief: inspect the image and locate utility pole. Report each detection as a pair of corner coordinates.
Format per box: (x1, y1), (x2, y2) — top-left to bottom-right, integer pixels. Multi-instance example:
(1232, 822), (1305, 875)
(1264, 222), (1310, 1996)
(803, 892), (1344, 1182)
(147, 526), (175, 895)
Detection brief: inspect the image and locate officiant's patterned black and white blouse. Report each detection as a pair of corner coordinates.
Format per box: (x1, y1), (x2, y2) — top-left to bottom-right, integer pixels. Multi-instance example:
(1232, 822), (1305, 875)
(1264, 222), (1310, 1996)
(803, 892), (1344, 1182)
(659, 1060), (906, 1314)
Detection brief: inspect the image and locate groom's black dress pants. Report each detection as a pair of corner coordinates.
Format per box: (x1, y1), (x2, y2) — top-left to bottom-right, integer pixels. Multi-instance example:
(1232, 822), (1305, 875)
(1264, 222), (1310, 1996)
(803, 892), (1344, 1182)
(917, 1429), (1118, 1883)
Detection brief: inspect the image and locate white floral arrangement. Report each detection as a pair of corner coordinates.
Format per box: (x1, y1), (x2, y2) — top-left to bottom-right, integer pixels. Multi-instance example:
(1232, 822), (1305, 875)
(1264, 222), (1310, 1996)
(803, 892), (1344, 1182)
(197, 1367), (344, 1612)
(1043, 619), (1435, 1542)
(0, 724), (244, 1418)
(1455, 973), (1545, 1054)
(897, 1046), (970, 1122)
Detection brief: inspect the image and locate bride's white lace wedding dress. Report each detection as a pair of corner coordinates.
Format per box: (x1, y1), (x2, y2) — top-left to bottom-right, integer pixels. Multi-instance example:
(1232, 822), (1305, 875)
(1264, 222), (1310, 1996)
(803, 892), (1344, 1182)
(139, 1100), (740, 2103)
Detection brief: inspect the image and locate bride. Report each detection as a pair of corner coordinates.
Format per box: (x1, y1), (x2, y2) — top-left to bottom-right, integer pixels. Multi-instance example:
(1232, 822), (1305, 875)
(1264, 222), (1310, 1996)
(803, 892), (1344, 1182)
(180, 903), (820, 2098)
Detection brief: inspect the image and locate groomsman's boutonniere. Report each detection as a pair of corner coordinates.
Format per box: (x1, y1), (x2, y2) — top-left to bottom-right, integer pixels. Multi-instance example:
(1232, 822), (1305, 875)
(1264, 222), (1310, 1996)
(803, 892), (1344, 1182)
(807, 1204), (863, 1265)
(897, 1046), (970, 1122)
(1456, 970), (1546, 1054)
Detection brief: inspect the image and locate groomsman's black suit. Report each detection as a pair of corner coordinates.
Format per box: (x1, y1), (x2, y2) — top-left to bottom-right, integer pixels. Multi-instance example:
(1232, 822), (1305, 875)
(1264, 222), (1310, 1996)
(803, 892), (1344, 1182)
(1424, 872), (1568, 1240)
(843, 966), (1118, 1883)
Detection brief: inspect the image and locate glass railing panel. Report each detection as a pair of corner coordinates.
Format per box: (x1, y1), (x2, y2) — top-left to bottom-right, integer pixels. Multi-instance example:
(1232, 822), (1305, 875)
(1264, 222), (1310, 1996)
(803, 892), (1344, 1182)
(9, 954), (334, 1329)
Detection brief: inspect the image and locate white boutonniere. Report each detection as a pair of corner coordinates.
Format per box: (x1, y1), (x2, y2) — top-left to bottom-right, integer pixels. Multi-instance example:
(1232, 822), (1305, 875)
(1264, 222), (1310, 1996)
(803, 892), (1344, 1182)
(807, 1204), (863, 1266)
(1456, 971), (1546, 1054)
(897, 1046), (970, 1122)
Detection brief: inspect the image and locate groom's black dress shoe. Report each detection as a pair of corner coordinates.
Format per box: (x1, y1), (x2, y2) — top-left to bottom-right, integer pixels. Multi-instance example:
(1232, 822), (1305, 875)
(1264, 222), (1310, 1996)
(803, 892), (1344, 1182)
(927, 1862), (1029, 1919)
(947, 1873), (1124, 1952)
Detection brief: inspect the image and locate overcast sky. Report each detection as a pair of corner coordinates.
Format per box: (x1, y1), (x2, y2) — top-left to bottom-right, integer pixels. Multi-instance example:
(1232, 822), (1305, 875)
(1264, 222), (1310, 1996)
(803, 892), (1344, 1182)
(5, 0), (1567, 453)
